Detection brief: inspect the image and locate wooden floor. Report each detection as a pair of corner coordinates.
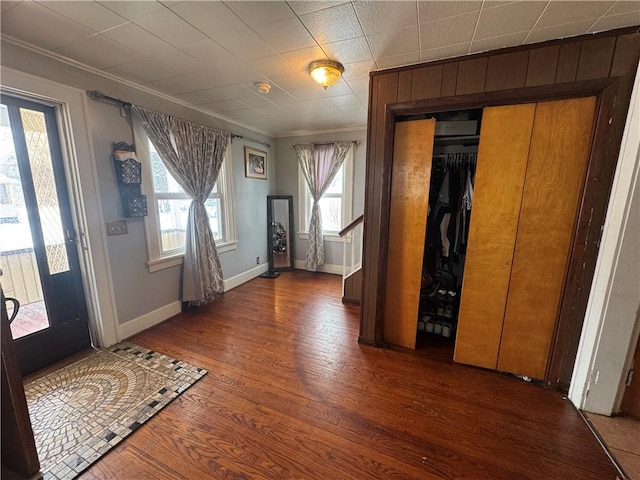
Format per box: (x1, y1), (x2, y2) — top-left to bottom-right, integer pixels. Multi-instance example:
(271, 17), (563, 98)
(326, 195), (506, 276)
(78, 271), (617, 480)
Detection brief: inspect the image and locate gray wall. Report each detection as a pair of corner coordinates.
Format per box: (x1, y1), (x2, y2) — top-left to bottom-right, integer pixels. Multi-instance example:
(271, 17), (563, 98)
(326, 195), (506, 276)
(275, 130), (366, 267)
(225, 138), (275, 280)
(2, 41), (275, 323)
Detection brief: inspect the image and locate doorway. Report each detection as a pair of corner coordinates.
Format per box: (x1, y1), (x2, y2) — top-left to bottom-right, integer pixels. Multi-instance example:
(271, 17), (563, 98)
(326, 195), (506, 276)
(0, 95), (90, 375)
(383, 97), (597, 382)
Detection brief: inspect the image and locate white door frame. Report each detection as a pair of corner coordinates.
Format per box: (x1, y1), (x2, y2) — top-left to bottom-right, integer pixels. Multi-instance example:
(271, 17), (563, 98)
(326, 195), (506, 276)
(1, 67), (120, 347)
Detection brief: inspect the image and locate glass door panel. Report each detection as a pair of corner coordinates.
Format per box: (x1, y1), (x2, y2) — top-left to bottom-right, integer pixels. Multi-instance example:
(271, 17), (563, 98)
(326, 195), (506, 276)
(20, 108), (70, 274)
(0, 103), (50, 339)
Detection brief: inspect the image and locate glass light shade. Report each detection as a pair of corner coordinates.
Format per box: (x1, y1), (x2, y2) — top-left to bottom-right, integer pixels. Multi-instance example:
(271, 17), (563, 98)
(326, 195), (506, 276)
(307, 60), (345, 88)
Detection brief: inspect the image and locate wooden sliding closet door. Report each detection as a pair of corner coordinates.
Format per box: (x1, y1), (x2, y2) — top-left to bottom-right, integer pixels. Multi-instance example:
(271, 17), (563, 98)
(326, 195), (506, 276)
(454, 104), (536, 369)
(497, 97), (596, 379)
(383, 119), (435, 349)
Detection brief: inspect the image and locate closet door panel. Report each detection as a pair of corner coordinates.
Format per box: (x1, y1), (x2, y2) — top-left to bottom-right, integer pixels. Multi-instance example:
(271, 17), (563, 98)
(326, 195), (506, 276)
(383, 119), (435, 349)
(454, 104), (536, 369)
(497, 96), (597, 379)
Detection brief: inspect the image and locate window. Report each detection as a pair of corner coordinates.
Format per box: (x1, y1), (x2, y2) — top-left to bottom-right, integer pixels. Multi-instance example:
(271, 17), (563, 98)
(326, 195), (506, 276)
(141, 137), (236, 272)
(298, 146), (353, 239)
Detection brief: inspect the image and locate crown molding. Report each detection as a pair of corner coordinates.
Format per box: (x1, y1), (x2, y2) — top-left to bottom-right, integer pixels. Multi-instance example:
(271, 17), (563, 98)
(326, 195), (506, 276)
(0, 35), (274, 140)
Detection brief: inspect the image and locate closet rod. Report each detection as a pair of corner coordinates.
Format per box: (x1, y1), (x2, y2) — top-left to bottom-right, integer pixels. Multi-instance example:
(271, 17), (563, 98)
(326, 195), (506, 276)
(433, 153), (477, 160)
(86, 90), (272, 149)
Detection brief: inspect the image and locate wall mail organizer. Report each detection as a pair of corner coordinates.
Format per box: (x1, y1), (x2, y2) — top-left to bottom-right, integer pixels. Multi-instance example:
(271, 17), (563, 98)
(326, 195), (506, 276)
(112, 142), (147, 217)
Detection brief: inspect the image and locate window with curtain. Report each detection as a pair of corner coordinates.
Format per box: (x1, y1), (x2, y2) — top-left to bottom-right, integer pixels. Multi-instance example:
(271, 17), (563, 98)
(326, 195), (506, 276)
(141, 137), (237, 271)
(298, 146), (353, 237)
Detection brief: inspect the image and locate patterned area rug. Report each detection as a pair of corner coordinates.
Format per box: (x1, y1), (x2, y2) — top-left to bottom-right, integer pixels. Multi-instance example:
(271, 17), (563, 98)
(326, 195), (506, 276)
(24, 341), (207, 480)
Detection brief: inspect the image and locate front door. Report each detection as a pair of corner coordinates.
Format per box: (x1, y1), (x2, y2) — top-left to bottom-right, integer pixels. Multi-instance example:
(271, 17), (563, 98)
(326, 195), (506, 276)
(0, 95), (90, 375)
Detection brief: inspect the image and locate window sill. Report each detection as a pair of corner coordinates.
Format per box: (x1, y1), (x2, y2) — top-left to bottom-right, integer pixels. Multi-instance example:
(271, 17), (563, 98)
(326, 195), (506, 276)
(146, 240), (238, 272)
(217, 240), (238, 253)
(297, 232), (351, 243)
(147, 254), (183, 273)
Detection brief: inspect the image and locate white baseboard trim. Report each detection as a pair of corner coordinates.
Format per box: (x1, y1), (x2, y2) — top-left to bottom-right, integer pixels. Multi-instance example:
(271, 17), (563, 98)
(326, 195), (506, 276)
(224, 263), (269, 291)
(294, 260), (342, 275)
(118, 300), (182, 340)
(117, 264), (270, 339)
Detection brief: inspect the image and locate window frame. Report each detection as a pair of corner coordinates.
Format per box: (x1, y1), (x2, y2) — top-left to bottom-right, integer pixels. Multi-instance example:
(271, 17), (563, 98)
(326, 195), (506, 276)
(136, 130), (237, 273)
(297, 146), (353, 243)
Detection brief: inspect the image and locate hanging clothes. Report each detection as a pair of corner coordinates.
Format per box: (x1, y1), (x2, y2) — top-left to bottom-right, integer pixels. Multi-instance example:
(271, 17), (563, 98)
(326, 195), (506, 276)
(459, 167), (475, 254)
(424, 152), (477, 277)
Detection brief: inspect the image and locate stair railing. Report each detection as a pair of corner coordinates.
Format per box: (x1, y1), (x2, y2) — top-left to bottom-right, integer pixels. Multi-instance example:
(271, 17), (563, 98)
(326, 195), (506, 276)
(338, 213), (364, 290)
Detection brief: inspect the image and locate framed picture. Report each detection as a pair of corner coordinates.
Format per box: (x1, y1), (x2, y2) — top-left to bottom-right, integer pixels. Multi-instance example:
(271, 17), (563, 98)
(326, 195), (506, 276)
(244, 147), (267, 180)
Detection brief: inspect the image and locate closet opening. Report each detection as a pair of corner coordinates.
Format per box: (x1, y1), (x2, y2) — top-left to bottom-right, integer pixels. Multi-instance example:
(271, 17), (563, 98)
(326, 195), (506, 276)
(400, 108), (483, 357)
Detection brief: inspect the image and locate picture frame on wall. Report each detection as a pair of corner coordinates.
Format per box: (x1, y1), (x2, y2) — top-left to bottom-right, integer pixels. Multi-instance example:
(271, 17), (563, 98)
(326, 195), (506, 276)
(244, 147), (267, 180)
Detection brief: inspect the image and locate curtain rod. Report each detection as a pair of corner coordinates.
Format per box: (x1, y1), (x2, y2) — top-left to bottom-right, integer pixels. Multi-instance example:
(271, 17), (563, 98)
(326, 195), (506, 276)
(291, 140), (360, 149)
(86, 90), (272, 149)
(87, 90), (132, 108)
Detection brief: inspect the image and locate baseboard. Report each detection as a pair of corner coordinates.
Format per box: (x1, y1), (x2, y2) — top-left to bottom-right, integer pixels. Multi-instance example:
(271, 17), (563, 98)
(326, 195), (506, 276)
(342, 297), (361, 305)
(294, 260), (342, 275)
(358, 336), (377, 347)
(117, 264), (269, 339)
(224, 263), (269, 291)
(118, 301), (182, 340)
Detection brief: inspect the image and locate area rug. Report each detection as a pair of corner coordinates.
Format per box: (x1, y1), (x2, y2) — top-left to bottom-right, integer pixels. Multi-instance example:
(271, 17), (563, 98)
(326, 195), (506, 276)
(24, 341), (207, 480)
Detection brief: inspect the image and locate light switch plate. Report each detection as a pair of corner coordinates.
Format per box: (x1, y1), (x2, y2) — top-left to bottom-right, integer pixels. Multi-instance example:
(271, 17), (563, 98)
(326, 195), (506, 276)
(106, 220), (128, 236)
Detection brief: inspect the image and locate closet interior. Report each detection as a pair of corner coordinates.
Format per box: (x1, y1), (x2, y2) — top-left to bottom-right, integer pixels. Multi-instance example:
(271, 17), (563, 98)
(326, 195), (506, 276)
(412, 110), (482, 353)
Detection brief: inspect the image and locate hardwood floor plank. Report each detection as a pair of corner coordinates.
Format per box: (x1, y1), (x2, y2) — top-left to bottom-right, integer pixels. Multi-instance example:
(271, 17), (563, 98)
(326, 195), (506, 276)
(80, 443), (190, 480)
(178, 389), (432, 480)
(77, 271), (616, 479)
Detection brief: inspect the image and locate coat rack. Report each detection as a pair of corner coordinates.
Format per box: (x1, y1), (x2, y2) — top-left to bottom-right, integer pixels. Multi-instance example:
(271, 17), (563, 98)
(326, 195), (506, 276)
(112, 142), (147, 217)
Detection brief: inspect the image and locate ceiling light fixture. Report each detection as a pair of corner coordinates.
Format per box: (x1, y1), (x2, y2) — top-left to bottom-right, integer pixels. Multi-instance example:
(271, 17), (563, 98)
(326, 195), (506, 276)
(307, 60), (345, 89)
(254, 82), (271, 94)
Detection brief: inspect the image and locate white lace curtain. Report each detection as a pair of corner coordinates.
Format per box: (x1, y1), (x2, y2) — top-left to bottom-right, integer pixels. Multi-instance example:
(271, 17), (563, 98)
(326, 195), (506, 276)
(295, 141), (353, 271)
(133, 105), (230, 305)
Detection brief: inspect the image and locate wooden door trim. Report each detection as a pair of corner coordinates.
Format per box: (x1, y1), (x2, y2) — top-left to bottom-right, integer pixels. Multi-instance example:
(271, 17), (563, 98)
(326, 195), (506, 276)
(368, 77), (620, 389)
(546, 78), (621, 390)
(388, 78), (614, 117)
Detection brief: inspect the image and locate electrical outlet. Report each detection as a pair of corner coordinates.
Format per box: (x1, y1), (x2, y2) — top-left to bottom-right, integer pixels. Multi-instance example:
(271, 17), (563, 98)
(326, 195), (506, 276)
(256, 256), (260, 264)
(106, 220), (128, 236)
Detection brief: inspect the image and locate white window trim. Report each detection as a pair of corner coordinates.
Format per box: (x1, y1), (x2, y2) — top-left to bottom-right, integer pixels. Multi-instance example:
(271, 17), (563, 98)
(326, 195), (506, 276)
(297, 146), (353, 244)
(134, 125), (237, 273)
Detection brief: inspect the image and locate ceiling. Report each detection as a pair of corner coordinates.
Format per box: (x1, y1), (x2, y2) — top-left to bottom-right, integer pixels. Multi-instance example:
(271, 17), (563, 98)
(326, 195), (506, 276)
(2, 1), (639, 137)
